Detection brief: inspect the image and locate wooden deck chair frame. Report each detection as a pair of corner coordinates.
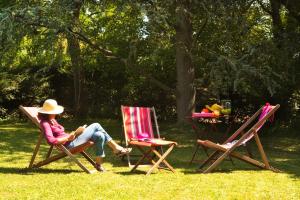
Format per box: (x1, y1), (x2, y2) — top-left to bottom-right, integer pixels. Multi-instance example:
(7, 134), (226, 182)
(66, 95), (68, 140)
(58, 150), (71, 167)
(121, 106), (177, 175)
(19, 106), (97, 174)
(197, 104), (281, 173)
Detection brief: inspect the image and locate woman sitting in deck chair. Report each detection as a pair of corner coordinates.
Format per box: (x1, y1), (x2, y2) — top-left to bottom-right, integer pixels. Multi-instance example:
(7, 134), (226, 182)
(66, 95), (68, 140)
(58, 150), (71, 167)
(38, 99), (131, 172)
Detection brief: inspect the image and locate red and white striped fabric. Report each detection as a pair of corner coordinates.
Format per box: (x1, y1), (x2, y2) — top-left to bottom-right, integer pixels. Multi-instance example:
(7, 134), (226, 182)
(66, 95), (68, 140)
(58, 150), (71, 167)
(122, 106), (154, 140)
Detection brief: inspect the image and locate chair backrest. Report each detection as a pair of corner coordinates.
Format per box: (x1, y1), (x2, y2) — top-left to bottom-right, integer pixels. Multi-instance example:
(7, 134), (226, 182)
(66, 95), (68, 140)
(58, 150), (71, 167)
(241, 103), (278, 144)
(257, 103), (274, 130)
(121, 106), (156, 142)
(19, 106), (41, 129)
(225, 104), (280, 145)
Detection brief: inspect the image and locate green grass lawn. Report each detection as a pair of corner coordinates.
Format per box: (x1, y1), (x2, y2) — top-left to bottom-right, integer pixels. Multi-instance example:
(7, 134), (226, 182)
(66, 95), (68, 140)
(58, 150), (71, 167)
(0, 119), (300, 200)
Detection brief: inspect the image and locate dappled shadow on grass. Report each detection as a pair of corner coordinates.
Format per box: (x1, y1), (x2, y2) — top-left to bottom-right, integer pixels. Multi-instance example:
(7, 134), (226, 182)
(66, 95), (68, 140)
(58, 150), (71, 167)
(256, 136), (300, 178)
(182, 164), (285, 175)
(116, 170), (149, 176)
(183, 168), (234, 175)
(1, 121), (300, 178)
(110, 138), (300, 178)
(181, 143), (300, 178)
(0, 166), (81, 175)
(0, 124), (41, 154)
(103, 142), (300, 178)
(115, 164), (181, 176)
(107, 145), (197, 171)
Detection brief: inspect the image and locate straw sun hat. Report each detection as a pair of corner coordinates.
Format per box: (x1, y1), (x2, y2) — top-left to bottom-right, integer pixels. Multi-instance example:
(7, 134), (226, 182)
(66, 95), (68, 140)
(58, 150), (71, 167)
(38, 99), (64, 115)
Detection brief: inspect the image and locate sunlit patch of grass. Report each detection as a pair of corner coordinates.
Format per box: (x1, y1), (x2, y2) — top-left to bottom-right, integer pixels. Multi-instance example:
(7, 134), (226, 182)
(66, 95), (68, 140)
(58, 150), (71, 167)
(0, 121), (300, 199)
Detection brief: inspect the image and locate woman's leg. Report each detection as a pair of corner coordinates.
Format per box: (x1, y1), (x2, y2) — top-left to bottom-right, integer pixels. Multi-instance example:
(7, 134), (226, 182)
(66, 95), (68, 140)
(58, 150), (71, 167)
(107, 140), (129, 154)
(66, 123), (130, 171)
(90, 124), (112, 158)
(87, 123), (130, 155)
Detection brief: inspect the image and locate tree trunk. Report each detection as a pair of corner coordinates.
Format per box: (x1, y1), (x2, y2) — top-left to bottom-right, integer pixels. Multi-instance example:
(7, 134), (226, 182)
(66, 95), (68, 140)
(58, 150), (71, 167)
(67, 35), (84, 115)
(270, 0), (283, 41)
(66, 0), (86, 116)
(175, 2), (195, 123)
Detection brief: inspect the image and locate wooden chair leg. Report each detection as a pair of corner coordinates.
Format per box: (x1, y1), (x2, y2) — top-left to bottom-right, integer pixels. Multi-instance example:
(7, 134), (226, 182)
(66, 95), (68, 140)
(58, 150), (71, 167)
(146, 145), (175, 175)
(203, 131), (255, 173)
(29, 134), (43, 168)
(254, 133), (270, 169)
(126, 145), (155, 167)
(80, 151), (97, 167)
(201, 146), (280, 173)
(33, 152), (67, 168)
(59, 145), (96, 174)
(152, 145), (175, 172)
(228, 151), (281, 172)
(198, 150), (220, 170)
(131, 149), (153, 172)
(137, 146), (157, 165)
(46, 145), (53, 159)
(203, 151), (229, 173)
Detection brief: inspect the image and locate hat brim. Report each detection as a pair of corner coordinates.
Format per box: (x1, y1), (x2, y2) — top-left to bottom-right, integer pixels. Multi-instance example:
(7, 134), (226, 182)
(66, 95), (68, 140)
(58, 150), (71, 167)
(37, 106), (64, 115)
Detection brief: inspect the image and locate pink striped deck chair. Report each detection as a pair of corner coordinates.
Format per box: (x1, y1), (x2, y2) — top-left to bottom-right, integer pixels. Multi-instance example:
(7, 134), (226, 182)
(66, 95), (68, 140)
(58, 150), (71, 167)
(19, 106), (98, 174)
(197, 103), (281, 173)
(121, 106), (177, 175)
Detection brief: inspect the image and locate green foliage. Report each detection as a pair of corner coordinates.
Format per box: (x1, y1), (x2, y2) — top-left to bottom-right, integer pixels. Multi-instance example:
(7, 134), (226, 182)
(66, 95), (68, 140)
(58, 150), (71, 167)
(0, 64), (54, 118)
(0, 0), (300, 120)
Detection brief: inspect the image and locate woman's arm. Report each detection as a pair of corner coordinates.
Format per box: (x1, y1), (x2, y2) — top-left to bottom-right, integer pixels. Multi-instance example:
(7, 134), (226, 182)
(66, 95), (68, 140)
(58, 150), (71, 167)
(40, 121), (75, 144)
(56, 134), (75, 144)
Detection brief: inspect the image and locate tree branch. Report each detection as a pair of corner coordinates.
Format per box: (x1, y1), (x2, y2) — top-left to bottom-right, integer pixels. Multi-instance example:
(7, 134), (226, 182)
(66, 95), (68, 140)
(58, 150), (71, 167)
(66, 28), (125, 62)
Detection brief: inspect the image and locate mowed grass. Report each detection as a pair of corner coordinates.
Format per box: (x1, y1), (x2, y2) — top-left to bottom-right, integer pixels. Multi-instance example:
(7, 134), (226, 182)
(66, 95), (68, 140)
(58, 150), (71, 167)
(0, 119), (300, 200)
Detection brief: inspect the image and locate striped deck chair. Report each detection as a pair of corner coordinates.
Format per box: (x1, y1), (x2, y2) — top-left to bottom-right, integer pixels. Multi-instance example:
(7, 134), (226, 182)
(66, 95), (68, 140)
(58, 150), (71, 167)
(19, 106), (97, 174)
(197, 103), (281, 173)
(121, 106), (177, 175)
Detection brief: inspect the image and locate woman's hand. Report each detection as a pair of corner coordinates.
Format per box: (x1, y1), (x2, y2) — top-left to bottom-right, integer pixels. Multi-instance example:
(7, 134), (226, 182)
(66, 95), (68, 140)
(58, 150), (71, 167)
(56, 134), (75, 144)
(74, 125), (87, 136)
(67, 134), (75, 141)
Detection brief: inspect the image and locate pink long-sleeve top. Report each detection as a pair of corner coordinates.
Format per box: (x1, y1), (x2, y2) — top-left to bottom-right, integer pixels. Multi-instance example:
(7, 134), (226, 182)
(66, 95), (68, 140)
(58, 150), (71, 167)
(40, 119), (69, 145)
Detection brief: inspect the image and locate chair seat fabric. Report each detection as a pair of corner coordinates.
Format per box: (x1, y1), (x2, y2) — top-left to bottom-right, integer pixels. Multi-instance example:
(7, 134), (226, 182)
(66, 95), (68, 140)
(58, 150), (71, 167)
(68, 141), (94, 154)
(129, 139), (177, 147)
